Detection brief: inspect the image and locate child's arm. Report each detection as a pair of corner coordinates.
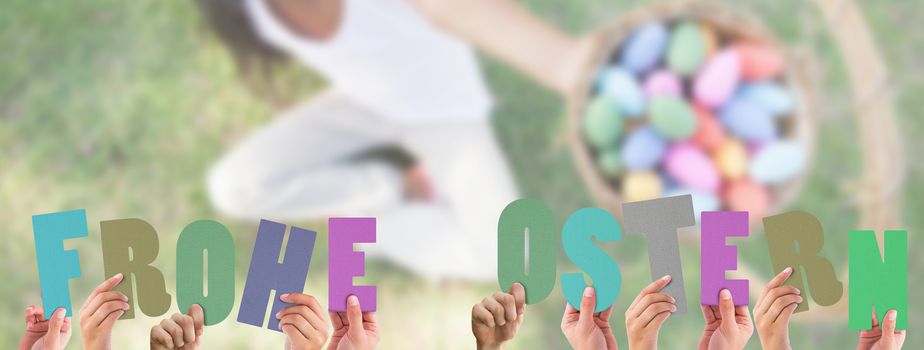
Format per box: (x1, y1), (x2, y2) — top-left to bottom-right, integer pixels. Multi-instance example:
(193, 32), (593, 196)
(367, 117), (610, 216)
(625, 276), (677, 350)
(560, 286), (618, 350)
(79, 273), (129, 350)
(19, 305), (70, 350)
(150, 304), (205, 350)
(276, 293), (331, 350)
(471, 283), (526, 350)
(753, 267), (800, 350)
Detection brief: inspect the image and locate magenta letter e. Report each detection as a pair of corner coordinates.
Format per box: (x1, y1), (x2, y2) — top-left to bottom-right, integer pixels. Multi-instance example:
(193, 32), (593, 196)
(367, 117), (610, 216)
(329, 217), (377, 312)
(701, 211), (749, 306)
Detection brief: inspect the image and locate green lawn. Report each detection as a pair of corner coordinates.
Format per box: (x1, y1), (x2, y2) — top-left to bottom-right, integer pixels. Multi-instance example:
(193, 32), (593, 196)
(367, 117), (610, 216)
(1, 0), (920, 349)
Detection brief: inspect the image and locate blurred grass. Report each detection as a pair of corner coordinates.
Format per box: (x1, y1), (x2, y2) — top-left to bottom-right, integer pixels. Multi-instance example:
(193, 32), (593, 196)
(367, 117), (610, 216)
(1, 0), (921, 349)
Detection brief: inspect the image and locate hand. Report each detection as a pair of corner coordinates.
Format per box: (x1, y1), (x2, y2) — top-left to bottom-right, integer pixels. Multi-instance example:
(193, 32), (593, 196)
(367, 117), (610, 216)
(79, 273), (129, 350)
(329, 295), (380, 350)
(471, 283), (526, 350)
(857, 310), (906, 350)
(754, 267), (801, 350)
(19, 305), (71, 350)
(698, 289), (754, 350)
(276, 293), (330, 350)
(561, 286), (618, 350)
(625, 276), (677, 350)
(150, 304), (205, 350)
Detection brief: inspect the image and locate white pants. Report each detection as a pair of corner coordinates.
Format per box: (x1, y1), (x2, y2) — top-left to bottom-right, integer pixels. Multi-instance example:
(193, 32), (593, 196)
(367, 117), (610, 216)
(207, 91), (519, 281)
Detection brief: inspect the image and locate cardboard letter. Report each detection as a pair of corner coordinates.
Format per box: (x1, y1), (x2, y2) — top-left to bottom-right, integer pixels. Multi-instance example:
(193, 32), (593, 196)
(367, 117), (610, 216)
(33, 209), (88, 316)
(100, 218), (171, 318)
(328, 217), (377, 312)
(497, 199), (557, 304)
(561, 208), (622, 312)
(701, 211), (748, 305)
(237, 220), (316, 332)
(622, 195), (695, 314)
(176, 220), (236, 325)
(763, 211), (843, 312)
(849, 230), (908, 330)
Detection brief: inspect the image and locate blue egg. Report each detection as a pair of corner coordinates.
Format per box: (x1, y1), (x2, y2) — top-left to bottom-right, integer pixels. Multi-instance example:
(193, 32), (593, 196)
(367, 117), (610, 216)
(620, 21), (668, 75)
(664, 187), (720, 216)
(600, 67), (646, 117)
(750, 141), (806, 184)
(719, 98), (777, 142)
(621, 126), (666, 170)
(739, 82), (795, 117)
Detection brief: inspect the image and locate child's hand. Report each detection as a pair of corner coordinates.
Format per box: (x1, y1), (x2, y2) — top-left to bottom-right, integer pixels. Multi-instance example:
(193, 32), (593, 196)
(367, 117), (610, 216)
(79, 273), (129, 350)
(754, 267), (801, 350)
(561, 286), (618, 350)
(329, 295), (380, 350)
(149, 304), (205, 350)
(857, 310), (906, 350)
(19, 305), (71, 350)
(275, 293), (330, 350)
(698, 289), (754, 350)
(625, 275), (676, 350)
(471, 283), (525, 350)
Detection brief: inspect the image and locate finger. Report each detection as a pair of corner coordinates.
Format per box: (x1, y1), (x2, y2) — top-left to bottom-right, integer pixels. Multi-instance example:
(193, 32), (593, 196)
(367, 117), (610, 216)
(330, 311), (345, 329)
(281, 323), (308, 345)
(84, 273), (124, 308)
(700, 304), (716, 323)
(639, 302), (676, 327)
(629, 293), (675, 318)
(472, 303), (495, 328)
(171, 313), (196, 345)
(775, 302), (799, 326)
(346, 295), (366, 340)
(186, 304), (205, 337)
(160, 318), (185, 348)
(767, 294), (802, 323)
(755, 286), (801, 316)
(89, 300), (130, 328)
(279, 314), (319, 341)
(151, 326), (174, 349)
(763, 267), (793, 292)
(578, 286), (596, 327)
(277, 305), (327, 335)
(280, 293), (326, 321)
(81, 291), (129, 320)
(47, 308), (66, 339)
(493, 291), (517, 324)
(481, 296), (506, 326)
(630, 275), (672, 308)
(880, 310), (897, 346)
(509, 283), (526, 317)
(870, 310), (881, 329)
(718, 289), (736, 330)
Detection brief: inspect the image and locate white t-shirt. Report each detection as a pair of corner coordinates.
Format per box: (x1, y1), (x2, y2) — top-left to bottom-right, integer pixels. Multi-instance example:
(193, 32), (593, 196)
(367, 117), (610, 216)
(245, 0), (494, 124)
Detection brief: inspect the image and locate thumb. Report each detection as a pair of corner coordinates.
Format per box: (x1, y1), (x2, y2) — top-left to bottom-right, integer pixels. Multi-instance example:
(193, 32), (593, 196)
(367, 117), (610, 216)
(46, 308), (66, 345)
(187, 304), (205, 337)
(578, 286), (596, 327)
(718, 289), (736, 330)
(880, 310), (897, 346)
(346, 295), (365, 339)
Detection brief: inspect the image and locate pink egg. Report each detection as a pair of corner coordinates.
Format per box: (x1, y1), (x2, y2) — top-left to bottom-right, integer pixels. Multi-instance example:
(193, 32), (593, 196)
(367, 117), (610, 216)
(693, 49), (741, 108)
(644, 70), (681, 96)
(690, 107), (726, 151)
(736, 43), (785, 80)
(665, 143), (720, 192)
(723, 179), (769, 224)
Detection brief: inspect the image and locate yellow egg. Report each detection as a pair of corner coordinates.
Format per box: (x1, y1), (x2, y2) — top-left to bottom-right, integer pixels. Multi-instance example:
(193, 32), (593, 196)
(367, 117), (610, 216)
(622, 171), (663, 202)
(713, 139), (748, 179)
(700, 23), (718, 57)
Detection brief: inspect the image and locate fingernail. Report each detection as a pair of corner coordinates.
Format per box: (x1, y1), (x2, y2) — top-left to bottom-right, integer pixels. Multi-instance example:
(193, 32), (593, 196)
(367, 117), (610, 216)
(113, 273), (123, 280)
(783, 267), (792, 274)
(275, 312), (282, 319)
(280, 294), (290, 301)
(669, 297), (676, 303)
(583, 286), (595, 298)
(887, 310), (897, 320)
(670, 305), (677, 312)
(348, 295), (359, 306)
(661, 275), (671, 281)
(796, 297), (803, 303)
(55, 309), (65, 318)
(720, 289), (731, 300)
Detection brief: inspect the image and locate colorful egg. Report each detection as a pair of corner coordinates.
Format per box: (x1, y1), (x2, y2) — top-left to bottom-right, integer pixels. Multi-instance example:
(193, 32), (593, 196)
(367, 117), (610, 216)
(583, 95), (623, 149)
(736, 43), (785, 80)
(713, 139), (748, 179)
(667, 21), (707, 76)
(600, 67), (646, 117)
(700, 24), (718, 57)
(623, 171), (663, 202)
(644, 70), (681, 96)
(750, 141), (806, 184)
(664, 143), (720, 192)
(597, 148), (624, 178)
(622, 126), (667, 170)
(739, 82), (795, 116)
(694, 49), (741, 108)
(691, 107), (726, 151)
(664, 187), (721, 215)
(620, 21), (669, 74)
(650, 95), (697, 140)
(723, 179), (770, 223)
(719, 97), (777, 142)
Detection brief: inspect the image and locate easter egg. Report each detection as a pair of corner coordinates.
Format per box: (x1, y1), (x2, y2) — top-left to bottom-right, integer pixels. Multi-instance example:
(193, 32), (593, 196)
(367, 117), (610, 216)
(724, 179), (770, 222)
(690, 107), (726, 151)
(623, 171), (663, 202)
(664, 187), (721, 214)
(664, 143), (720, 192)
(600, 67), (646, 117)
(694, 49), (741, 108)
(739, 82), (795, 116)
(650, 95), (697, 140)
(713, 139), (748, 179)
(583, 95), (622, 149)
(667, 21), (707, 76)
(750, 141), (806, 184)
(700, 24), (718, 57)
(622, 126), (667, 170)
(597, 148), (623, 178)
(644, 70), (681, 96)
(620, 21), (669, 74)
(719, 97), (777, 142)
(736, 43), (785, 80)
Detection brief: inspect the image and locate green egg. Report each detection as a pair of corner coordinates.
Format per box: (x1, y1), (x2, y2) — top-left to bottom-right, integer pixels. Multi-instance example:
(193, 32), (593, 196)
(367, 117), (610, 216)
(583, 95), (623, 149)
(650, 95), (697, 140)
(597, 148), (624, 178)
(667, 21), (706, 76)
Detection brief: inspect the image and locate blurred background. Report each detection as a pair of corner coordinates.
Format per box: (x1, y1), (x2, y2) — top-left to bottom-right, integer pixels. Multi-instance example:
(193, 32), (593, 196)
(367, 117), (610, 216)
(2, 0), (921, 349)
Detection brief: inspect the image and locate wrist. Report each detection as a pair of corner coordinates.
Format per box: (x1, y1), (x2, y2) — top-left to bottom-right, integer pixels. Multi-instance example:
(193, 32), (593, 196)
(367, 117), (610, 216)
(476, 341), (504, 350)
(629, 337), (657, 350)
(83, 339), (111, 350)
(759, 338), (791, 350)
